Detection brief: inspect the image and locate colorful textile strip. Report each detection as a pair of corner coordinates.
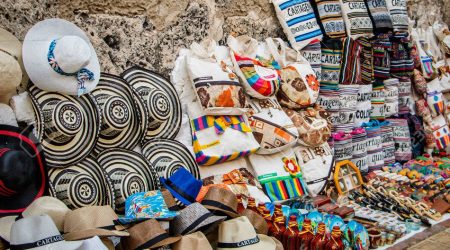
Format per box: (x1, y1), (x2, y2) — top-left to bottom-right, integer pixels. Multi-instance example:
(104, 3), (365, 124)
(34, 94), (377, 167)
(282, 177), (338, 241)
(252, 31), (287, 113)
(340, 0), (374, 37)
(356, 37), (374, 84)
(370, 81), (385, 120)
(372, 34), (392, 80)
(320, 38), (343, 89)
(262, 176), (307, 201)
(364, 0), (393, 33)
(389, 32), (414, 77)
(386, 118), (412, 162)
(311, 0), (347, 38)
(385, 0), (408, 32)
(339, 37), (362, 84)
(233, 53), (281, 97)
(191, 115), (251, 135)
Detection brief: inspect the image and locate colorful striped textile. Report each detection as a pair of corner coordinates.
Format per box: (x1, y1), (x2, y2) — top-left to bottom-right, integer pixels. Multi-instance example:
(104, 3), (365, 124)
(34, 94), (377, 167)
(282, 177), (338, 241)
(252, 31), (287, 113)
(356, 36), (374, 84)
(337, 84), (359, 130)
(351, 127), (368, 173)
(320, 38), (343, 90)
(262, 176), (308, 202)
(273, 0), (323, 50)
(397, 77), (412, 115)
(389, 32), (414, 78)
(380, 121), (396, 165)
(300, 42), (322, 81)
(362, 120), (384, 171)
(311, 0), (347, 38)
(399, 114), (425, 158)
(383, 78), (399, 117)
(385, 0), (408, 32)
(232, 52), (281, 98)
(386, 118), (412, 162)
(191, 115), (251, 135)
(340, 0), (374, 38)
(372, 34), (392, 80)
(364, 0), (393, 33)
(370, 80), (385, 120)
(339, 37), (362, 84)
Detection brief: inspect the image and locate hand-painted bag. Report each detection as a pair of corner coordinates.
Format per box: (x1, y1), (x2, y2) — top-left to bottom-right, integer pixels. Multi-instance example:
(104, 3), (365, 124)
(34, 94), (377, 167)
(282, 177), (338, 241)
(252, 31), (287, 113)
(339, 0), (374, 38)
(272, 0), (323, 50)
(284, 104), (332, 147)
(265, 38), (320, 109)
(187, 40), (248, 115)
(188, 101), (260, 166)
(310, 0), (347, 38)
(295, 143), (333, 196)
(228, 35), (281, 99)
(246, 97), (298, 154)
(249, 148), (308, 202)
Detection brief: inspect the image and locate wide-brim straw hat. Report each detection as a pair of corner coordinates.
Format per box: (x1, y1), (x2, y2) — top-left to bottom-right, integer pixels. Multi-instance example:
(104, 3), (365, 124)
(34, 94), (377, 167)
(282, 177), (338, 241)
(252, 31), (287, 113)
(91, 73), (148, 153)
(48, 157), (115, 210)
(28, 84), (101, 167)
(201, 186), (239, 218)
(121, 66), (181, 140)
(173, 231), (213, 250)
(22, 18), (100, 95)
(97, 148), (160, 213)
(241, 210), (269, 235)
(125, 219), (181, 250)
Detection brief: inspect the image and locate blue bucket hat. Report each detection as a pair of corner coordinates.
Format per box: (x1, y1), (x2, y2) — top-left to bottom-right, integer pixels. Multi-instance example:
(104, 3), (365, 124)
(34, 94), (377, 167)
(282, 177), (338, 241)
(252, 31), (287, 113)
(160, 168), (202, 206)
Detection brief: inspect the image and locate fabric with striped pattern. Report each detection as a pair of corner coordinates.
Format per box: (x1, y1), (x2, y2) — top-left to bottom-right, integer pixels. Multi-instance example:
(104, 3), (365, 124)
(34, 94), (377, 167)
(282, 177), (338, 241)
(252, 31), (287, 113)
(339, 37), (362, 84)
(386, 118), (412, 162)
(389, 32), (414, 78)
(311, 0), (347, 38)
(262, 177), (308, 202)
(356, 37), (374, 84)
(320, 38), (343, 90)
(372, 34), (392, 80)
(364, 0), (393, 33)
(385, 0), (408, 32)
(339, 0), (374, 38)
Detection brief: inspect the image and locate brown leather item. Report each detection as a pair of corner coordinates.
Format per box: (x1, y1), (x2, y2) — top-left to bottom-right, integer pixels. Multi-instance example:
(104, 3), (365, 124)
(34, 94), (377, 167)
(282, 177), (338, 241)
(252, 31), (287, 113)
(333, 206), (355, 218)
(312, 195), (331, 207)
(432, 199), (450, 215)
(317, 203), (339, 213)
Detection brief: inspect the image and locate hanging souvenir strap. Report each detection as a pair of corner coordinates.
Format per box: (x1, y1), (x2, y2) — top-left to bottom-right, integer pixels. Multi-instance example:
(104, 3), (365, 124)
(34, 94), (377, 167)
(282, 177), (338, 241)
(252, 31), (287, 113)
(386, 118), (412, 162)
(339, 37), (362, 85)
(336, 84), (358, 131)
(355, 84), (372, 126)
(389, 32), (414, 78)
(372, 34), (391, 80)
(339, 0), (374, 38)
(385, 0), (408, 32)
(300, 42), (322, 81)
(380, 121), (395, 165)
(310, 0), (347, 39)
(397, 77), (413, 115)
(362, 121), (384, 171)
(272, 0), (323, 50)
(356, 37), (374, 85)
(370, 80), (385, 120)
(364, 0), (393, 33)
(320, 38), (343, 91)
(47, 39), (94, 96)
(351, 127), (368, 173)
(333, 132), (353, 161)
(399, 114), (425, 158)
(383, 78), (399, 117)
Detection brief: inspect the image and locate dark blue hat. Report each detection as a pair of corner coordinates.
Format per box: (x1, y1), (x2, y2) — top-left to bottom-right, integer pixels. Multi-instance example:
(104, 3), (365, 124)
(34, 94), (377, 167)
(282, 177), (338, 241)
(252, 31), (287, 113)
(160, 168), (202, 206)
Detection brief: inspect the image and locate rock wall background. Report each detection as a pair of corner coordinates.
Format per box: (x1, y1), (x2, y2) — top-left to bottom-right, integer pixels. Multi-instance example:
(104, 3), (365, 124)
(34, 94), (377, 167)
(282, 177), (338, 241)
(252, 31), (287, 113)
(1, 0), (449, 77)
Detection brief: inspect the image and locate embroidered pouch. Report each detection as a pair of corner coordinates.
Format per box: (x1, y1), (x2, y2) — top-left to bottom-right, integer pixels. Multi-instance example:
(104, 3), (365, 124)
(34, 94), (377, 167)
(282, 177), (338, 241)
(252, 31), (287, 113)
(372, 34), (392, 80)
(272, 0), (323, 50)
(310, 0), (347, 38)
(249, 148), (308, 202)
(228, 35), (281, 99)
(339, 0), (374, 38)
(246, 97), (299, 154)
(389, 33), (415, 78)
(295, 143), (333, 196)
(284, 104), (332, 147)
(188, 101), (260, 166)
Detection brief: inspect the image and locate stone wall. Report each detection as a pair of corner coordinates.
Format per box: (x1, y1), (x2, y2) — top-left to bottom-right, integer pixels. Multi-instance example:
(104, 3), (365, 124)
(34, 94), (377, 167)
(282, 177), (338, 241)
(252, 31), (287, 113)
(0, 0), (448, 77)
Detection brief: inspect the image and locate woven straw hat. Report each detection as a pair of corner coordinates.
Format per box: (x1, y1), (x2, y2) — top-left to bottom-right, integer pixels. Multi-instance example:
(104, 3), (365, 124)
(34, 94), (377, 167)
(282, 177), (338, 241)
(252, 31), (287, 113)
(173, 231), (212, 250)
(241, 210), (269, 235)
(124, 219), (181, 250)
(201, 186), (239, 218)
(170, 203), (226, 236)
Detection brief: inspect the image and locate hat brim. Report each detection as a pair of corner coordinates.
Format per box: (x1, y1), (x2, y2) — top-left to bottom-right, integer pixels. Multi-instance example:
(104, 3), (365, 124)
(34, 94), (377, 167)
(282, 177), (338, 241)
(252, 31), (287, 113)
(121, 66), (181, 140)
(28, 85), (101, 168)
(92, 74), (148, 153)
(217, 234), (276, 250)
(34, 239), (83, 250)
(97, 148), (160, 212)
(0, 216), (16, 242)
(136, 234), (182, 249)
(64, 228), (129, 241)
(48, 157), (115, 210)
(0, 125), (48, 216)
(185, 214), (226, 236)
(0, 28), (28, 90)
(22, 18), (100, 95)
(202, 204), (239, 218)
(142, 139), (200, 179)
(161, 178), (195, 206)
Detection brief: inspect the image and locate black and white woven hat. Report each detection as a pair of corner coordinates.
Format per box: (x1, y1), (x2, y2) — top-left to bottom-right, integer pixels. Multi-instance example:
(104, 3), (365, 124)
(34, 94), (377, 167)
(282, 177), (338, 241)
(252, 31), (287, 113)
(97, 148), (160, 213)
(48, 157), (114, 210)
(28, 85), (101, 168)
(121, 66), (181, 140)
(142, 138), (200, 179)
(91, 73), (148, 153)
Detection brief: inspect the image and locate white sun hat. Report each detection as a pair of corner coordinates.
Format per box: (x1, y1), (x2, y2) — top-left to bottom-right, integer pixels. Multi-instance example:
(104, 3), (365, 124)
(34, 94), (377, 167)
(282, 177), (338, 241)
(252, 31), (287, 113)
(22, 18), (100, 96)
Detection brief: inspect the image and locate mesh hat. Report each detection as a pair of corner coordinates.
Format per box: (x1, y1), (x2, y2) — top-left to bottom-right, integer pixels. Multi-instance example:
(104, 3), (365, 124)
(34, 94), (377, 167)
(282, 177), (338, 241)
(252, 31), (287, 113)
(124, 219), (181, 250)
(170, 203), (226, 236)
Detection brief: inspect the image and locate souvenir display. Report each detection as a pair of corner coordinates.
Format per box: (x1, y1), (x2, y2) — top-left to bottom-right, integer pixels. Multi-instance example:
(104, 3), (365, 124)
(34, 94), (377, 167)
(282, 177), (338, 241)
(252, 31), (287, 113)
(2, 5), (450, 250)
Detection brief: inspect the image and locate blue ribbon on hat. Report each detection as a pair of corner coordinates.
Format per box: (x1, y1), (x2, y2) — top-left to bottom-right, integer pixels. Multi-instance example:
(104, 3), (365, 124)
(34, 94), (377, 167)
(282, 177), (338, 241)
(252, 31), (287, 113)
(47, 39), (94, 96)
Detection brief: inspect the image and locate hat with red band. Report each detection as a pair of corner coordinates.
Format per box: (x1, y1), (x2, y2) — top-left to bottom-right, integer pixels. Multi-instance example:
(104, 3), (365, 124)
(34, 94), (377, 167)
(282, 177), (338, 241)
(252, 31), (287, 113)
(0, 125), (48, 217)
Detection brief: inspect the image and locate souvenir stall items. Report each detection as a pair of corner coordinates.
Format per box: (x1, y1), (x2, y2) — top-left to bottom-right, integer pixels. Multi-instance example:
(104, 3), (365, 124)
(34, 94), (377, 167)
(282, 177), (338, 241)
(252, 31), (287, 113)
(319, 38), (343, 90)
(124, 219), (181, 250)
(200, 186), (240, 218)
(357, 36), (374, 85)
(0, 125), (48, 216)
(48, 157), (114, 210)
(336, 84), (358, 131)
(142, 138), (200, 179)
(28, 84), (101, 168)
(295, 143), (333, 196)
(333, 160), (364, 196)
(351, 127), (369, 172)
(97, 148), (160, 212)
(227, 35), (281, 99)
(22, 19), (100, 96)
(0, 28), (27, 104)
(173, 232), (212, 250)
(364, 0), (393, 33)
(401, 114), (425, 158)
(186, 40), (248, 115)
(339, 0), (374, 38)
(389, 33), (414, 78)
(387, 118), (412, 162)
(370, 81), (386, 120)
(271, 0), (323, 50)
(250, 148), (308, 202)
(397, 77), (414, 114)
(310, 0), (347, 39)
(160, 168), (203, 206)
(299, 42), (322, 81)
(426, 78), (445, 117)
(385, 0), (408, 32)
(363, 121), (384, 171)
(91, 73), (148, 153)
(355, 84), (372, 126)
(333, 132), (353, 161)
(338, 37), (362, 85)
(246, 97), (298, 154)
(372, 34), (392, 80)
(242, 209), (270, 235)
(380, 121), (396, 165)
(121, 66), (182, 140)
(383, 78), (399, 117)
